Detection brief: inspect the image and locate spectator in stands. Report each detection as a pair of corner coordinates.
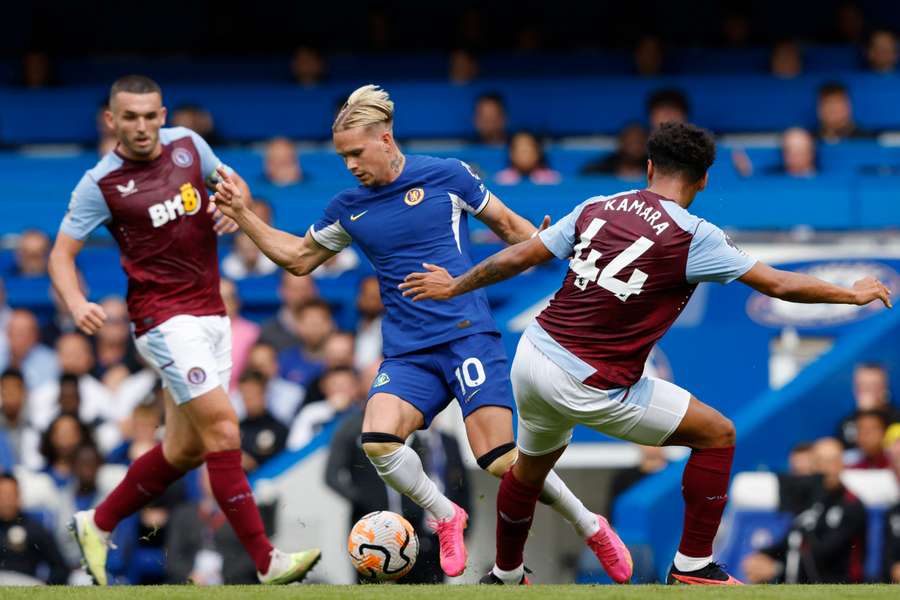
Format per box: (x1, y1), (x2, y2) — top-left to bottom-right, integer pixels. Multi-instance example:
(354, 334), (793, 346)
(259, 272), (319, 352)
(449, 49), (479, 84)
(838, 363), (897, 448)
(883, 425), (900, 582)
(867, 29), (898, 74)
(11, 229), (50, 278)
(166, 465), (275, 584)
(721, 10), (752, 47)
(39, 414), (94, 488)
(646, 88), (689, 130)
(473, 93), (508, 145)
(355, 275), (383, 370)
(633, 35), (664, 77)
(834, 1), (866, 44)
(238, 370), (288, 472)
(0, 473), (69, 584)
(56, 444), (108, 568)
(495, 131), (561, 185)
(263, 137), (304, 186)
(325, 396), (471, 584)
(278, 299), (332, 388)
(742, 437), (867, 584)
(849, 409), (890, 469)
(93, 296), (142, 390)
(219, 279), (260, 390)
(107, 402), (161, 465)
(291, 46), (326, 86)
(304, 331), (357, 404)
(20, 50), (53, 89)
(580, 123), (648, 179)
(0, 369), (40, 469)
(30, 334), (115, 444)
(233, 342), (304, 426)
(770, 40), (803, 79)
(170, 104), (222, 146)
(788, 441), (815, 476)
(0, 309), (58, 390)
(817, 83), (869, 143)
(221, 200), (279, 280)
(288, 366), (358, 450)
(776, 127), (818, 177)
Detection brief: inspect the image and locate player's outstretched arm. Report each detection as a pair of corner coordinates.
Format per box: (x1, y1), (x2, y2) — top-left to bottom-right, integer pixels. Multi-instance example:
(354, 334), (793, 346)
(48, 232), (108, 335)
(739, 262), (892, 308)
(477, 193), (550, 244)
(210, 167), (335, 276)
(400, 236), (554, 301)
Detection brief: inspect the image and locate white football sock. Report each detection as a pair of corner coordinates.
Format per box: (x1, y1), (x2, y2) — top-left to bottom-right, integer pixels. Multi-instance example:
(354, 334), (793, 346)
(540, 470), (599, 538)
(674, 551), (713, 572)
(492, 563), (524, 584)
(367, 444), (455, 520)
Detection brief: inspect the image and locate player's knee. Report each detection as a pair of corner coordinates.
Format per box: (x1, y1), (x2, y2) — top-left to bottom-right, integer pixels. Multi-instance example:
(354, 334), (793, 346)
(477, 442), (517, 478)
(361, 432), (405, 458)
(702, 416), (736, 449)
(202, 419), (241, 452)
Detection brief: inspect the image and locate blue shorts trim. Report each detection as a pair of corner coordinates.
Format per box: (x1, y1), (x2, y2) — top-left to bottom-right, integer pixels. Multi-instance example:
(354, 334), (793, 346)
(368, 332), (514, 428)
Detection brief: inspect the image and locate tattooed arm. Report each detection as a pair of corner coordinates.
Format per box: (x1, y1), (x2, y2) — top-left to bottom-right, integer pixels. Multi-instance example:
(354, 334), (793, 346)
(400, 236), (555, 301)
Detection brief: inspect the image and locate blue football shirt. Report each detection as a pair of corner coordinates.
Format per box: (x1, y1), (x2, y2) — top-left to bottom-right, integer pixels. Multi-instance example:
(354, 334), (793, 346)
(310, 155), (498, 357)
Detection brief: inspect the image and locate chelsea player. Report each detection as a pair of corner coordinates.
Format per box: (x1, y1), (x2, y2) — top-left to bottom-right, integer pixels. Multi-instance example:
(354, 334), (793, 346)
(211, 85), (631, 581)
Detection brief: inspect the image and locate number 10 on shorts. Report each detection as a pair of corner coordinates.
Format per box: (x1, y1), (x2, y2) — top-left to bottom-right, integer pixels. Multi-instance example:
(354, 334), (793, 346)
(454, 357), (487, 398)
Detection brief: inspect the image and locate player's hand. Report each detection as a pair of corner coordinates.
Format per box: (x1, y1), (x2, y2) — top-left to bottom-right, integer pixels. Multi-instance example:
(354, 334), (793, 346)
(399, 263), (456, 302)
(210, 206), (239, 235)
(852, 276), (892, 308)
(71, 300), (108, 335)
(538, 214), (551, 232)
(209, 166), (247, 219)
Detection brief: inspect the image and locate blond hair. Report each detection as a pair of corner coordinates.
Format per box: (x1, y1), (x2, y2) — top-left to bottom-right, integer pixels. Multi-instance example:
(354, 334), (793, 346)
(332, 84), (394, 132)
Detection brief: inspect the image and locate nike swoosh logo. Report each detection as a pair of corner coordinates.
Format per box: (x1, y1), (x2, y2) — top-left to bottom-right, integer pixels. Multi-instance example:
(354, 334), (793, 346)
(465, 389), (482, 403)
(350, 211), (368, 221)
(159, 360), (175, 370)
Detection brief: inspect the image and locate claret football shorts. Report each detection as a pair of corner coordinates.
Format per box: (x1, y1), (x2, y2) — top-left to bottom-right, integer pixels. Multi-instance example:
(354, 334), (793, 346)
(511, 333), (691, 455)
(134, 314), (232, 404)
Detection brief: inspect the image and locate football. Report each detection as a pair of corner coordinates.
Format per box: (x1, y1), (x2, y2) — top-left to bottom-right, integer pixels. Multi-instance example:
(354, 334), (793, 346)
(347, 511), (419, 581)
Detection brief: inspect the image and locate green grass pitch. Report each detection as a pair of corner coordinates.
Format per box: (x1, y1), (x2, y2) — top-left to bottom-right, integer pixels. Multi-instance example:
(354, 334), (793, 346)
(0, 585), (898, 599)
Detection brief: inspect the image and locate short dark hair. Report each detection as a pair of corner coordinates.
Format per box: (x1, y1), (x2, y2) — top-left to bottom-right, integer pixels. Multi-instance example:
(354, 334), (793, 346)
(855, 408), (890, 430)
(109, 74), (162, 104)
(476, 92), (506, 110)
(295, 298), (332, 316)
(818, 81), (848, 99)
(791, 441), (814, 454)
(0, 368), (23, 383)
(0, 472), (17, 487)
(238, 369), (267, 385)
(647, 122), (716, 182)
(647, 88), (690, 116)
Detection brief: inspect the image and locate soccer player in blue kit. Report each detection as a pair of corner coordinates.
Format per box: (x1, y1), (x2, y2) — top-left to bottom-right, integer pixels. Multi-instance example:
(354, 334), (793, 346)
(211, 85), (632, 581)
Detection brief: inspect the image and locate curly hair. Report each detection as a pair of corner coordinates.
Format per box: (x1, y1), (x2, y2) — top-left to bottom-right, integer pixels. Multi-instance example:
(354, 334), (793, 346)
(647, 122), (716, 183)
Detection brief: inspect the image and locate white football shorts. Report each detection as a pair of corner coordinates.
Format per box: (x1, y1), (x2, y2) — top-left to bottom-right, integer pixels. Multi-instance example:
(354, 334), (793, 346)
(134, 314), (232, 405)
(511, 333), (690, 456)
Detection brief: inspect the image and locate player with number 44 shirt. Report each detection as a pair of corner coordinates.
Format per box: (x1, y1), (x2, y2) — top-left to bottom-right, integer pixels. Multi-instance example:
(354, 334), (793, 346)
(401, 122), (892, 586)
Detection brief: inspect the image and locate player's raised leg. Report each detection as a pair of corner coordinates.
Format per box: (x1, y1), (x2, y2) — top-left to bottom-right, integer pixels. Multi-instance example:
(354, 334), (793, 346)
(661, 397), (741, 585)
(361, 391), (468, 576)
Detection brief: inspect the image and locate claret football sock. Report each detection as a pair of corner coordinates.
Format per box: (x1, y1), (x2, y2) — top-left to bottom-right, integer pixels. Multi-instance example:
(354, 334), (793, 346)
(367, 444), (455, 520)
(496, 470), (543, 571)
(93, 443), (183, 532)
(678, 446), (735, 561)
(206, 449), (274, 573)
(541, 470), (599, 537)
